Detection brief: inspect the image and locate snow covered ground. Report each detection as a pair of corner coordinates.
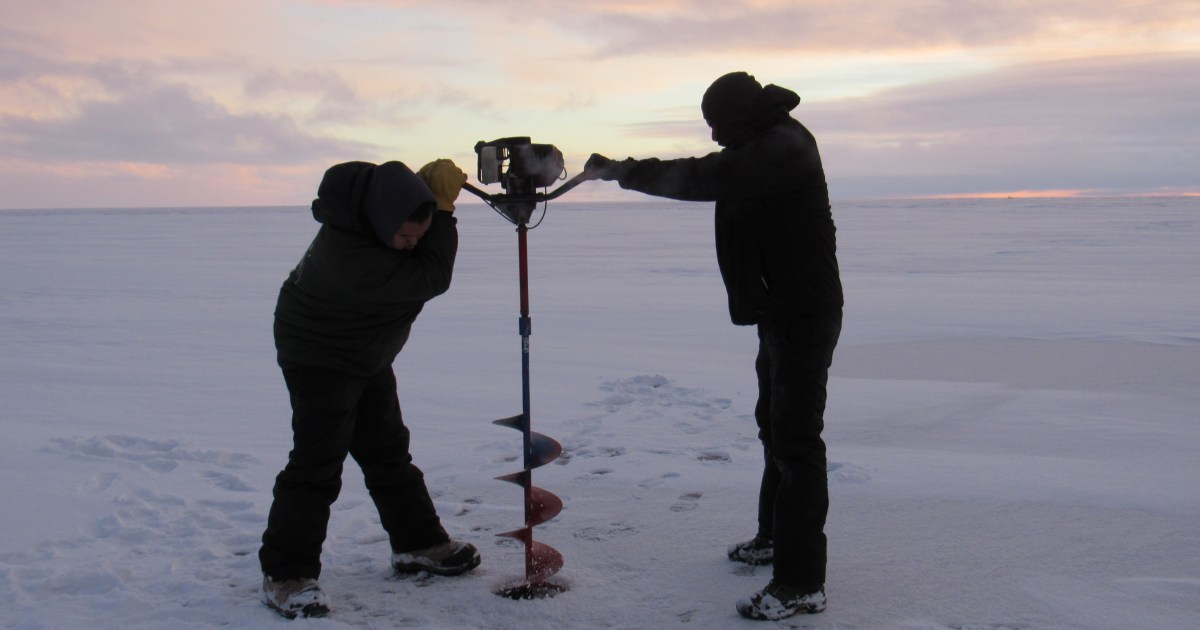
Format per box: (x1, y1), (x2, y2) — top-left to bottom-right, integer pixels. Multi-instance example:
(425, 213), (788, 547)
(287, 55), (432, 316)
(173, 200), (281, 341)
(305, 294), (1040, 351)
(1, 196), (1198, 629)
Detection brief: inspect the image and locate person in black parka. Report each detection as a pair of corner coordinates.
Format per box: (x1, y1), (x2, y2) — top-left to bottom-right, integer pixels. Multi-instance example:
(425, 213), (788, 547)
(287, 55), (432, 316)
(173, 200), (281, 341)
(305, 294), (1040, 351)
(259, 158), (479, 619)
(585, 71), (843, 621)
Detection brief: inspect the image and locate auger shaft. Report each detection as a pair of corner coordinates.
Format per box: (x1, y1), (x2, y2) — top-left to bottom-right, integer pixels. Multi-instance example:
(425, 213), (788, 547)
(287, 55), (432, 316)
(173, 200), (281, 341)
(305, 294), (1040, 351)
(492, 220), (565, 598)
(518, 223), (533, 482)
(459, 156), (591, 598)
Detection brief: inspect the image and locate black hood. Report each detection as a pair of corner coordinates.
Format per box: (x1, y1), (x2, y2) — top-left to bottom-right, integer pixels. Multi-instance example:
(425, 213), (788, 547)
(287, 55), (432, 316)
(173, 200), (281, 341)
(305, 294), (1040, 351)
(701, 72), (801, 148)
(311, 160), (436, 245)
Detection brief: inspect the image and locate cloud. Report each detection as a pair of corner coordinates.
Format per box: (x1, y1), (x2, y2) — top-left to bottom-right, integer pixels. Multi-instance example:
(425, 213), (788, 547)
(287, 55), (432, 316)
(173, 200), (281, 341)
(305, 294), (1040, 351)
(4, 1), (1198, 206)
(808, 53), (1200, 196)
(0, 80), (374, 165)
(242, 67), (359, 103)
(0, 44), (377, 166)
(0, 37), (48, 83)
(621, 118), (707, 140)
(557, 1), (1200, 57)
(582, 51), (1200, 196)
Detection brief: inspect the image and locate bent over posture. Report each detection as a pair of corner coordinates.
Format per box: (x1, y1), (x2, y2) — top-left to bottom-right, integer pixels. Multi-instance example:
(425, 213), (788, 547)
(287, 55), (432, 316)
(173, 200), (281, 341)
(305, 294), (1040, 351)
(586, 71), (843, 621)
(260, 159), (476, 619)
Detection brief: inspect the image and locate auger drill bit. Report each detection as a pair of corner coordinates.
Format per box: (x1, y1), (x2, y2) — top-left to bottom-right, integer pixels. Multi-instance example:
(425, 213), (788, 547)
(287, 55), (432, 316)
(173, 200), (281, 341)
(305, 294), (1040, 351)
(493, 223), (566, 599)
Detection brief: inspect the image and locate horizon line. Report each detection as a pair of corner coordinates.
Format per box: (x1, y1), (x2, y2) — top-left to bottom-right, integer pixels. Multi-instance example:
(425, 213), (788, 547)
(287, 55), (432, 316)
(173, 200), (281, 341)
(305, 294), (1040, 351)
(917, 189), (1200, 200)
(3, 191), (1199, 213)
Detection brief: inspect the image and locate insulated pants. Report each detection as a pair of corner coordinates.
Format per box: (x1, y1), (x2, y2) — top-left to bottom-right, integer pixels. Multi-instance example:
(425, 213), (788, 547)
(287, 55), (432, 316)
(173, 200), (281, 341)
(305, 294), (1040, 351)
(259, 365), (449, 581)
(754, 310), (842, 592)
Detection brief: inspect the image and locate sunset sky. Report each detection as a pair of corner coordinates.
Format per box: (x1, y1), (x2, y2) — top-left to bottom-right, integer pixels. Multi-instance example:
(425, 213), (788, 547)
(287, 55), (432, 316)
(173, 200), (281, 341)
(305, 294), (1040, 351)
(2, 1), (1198, 209)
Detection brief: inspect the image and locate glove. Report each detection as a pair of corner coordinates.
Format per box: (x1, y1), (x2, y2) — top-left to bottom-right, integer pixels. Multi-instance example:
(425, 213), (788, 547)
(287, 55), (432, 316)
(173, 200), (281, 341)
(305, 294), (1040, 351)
(584, 153), (634, 182)
(418, 159), (468, 213)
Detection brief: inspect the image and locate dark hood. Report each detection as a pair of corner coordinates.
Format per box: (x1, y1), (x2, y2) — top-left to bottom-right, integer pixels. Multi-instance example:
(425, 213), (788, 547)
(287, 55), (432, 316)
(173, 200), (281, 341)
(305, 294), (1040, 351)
(311, 160), (436, 245)
(701, 72), (801, 148)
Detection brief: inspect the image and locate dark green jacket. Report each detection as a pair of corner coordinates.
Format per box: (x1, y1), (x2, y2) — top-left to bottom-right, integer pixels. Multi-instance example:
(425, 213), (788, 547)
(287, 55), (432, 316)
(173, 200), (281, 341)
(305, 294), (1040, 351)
(274, 161), (458, 376)
(615, 117), (843, 325)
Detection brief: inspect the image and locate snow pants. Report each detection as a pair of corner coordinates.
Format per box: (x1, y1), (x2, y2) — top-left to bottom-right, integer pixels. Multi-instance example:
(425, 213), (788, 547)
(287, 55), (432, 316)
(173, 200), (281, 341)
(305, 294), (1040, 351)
(753, 310), (842, 592)
(259, 365), (449, 581)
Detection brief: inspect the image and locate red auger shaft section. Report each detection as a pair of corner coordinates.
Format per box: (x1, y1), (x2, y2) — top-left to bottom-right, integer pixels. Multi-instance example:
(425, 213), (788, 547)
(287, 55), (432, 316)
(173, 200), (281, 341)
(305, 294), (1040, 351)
(492, 223), (567, 599)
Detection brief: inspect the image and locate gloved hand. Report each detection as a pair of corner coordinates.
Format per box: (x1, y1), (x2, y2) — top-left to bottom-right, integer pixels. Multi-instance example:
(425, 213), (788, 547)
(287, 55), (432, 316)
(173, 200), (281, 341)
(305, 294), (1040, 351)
(584, 153), (633, 181)
(418, 159), (468, 213)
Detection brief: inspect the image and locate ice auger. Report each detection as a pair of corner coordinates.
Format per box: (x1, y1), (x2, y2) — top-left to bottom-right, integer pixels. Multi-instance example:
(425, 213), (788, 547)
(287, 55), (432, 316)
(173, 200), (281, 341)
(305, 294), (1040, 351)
(462, 138), (595, 598)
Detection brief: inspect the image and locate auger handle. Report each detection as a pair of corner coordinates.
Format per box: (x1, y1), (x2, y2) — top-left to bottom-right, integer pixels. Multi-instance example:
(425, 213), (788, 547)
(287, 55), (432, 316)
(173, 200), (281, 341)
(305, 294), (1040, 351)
(461, 170), (597, 206)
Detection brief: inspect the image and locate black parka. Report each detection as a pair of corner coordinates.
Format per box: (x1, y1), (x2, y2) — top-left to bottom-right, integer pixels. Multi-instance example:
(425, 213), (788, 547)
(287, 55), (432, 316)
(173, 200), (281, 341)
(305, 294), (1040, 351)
(614, 103), (843, 325)
(274, 161), (458, 376)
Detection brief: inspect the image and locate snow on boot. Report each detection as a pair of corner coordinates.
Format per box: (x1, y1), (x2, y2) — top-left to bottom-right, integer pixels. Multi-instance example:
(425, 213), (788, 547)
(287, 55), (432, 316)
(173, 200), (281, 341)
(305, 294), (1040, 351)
(727, 533), (774, 565)
(736, 581), (825, 620)
(262, 576), (330, 619)
(391, 540), (481, 576)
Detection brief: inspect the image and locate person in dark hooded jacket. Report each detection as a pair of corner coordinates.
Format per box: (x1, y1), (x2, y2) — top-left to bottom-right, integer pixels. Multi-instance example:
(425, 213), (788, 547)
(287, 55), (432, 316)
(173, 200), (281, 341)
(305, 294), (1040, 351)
(259, 158), (478, 619)
(585, 72), (843, 621)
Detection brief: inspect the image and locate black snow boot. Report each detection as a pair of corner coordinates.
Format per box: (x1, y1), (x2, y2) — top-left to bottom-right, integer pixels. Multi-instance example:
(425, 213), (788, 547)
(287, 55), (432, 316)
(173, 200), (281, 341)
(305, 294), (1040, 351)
(727, 533), (774, 565)
(736, 580), (826, 620)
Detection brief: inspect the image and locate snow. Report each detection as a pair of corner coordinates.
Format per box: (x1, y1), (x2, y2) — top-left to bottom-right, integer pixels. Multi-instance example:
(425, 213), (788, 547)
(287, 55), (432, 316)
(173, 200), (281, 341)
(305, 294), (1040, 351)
(1, 197), (1198, 629)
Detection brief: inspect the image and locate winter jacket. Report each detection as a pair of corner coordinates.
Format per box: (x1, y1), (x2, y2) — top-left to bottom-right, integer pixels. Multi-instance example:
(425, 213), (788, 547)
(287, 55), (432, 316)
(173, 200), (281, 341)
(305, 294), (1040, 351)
(614, 112), (843, 325)
(274, 161), (458, 376)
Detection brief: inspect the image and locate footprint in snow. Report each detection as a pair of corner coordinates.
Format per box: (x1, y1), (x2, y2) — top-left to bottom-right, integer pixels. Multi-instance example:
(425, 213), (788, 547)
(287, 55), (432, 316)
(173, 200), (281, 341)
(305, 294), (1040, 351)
(199, 470), (253, 492)
(731, 564), (760, 577)
(81, 471), (120, 493)
(572, 522), (639, 541)
(669, 492), (702, 512)
(194, 498), (254, 514)
(828, 461), (871, 483)
(577, 468), (613, 480)
(697, 450), (731, 463)
(592, 376), (733, 422)
(47, 435), (258, 472)
(940, 619), (1027, 624)
(638, 472), (681, 488)
(576, 445), (626, 458)
(455, 496), (483, 516)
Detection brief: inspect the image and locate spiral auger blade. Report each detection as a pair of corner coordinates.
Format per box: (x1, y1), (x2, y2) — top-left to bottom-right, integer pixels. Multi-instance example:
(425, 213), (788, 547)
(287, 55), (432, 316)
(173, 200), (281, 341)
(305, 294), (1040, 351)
(493, 414), (567, 599)
(489, 220), (567, 598)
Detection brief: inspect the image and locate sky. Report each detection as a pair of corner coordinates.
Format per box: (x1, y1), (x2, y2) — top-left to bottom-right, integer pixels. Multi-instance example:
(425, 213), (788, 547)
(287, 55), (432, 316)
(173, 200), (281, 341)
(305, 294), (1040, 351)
(2, 0), (1199, 209)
